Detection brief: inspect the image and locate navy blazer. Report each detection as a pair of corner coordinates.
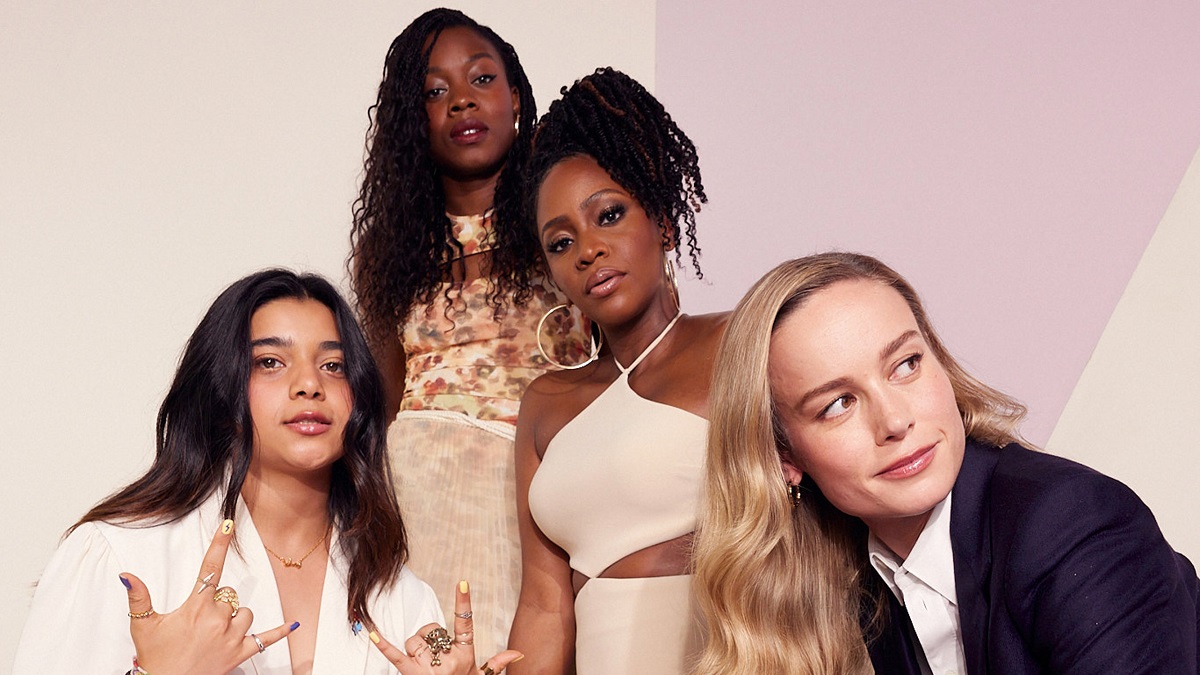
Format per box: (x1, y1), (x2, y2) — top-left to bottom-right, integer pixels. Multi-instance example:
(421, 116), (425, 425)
(868, 441), (1200, 674)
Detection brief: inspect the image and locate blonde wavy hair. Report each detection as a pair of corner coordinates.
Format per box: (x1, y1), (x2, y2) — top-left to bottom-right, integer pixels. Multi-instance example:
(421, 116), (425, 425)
(693, 252), (1026, 673)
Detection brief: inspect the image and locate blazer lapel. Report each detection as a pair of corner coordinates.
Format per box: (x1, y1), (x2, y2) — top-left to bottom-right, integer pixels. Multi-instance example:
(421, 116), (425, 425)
(951, 441), (998, 674)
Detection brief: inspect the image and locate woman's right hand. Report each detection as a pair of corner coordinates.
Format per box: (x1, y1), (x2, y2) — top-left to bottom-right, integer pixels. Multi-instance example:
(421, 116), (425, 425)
(120, 519), (296, 675)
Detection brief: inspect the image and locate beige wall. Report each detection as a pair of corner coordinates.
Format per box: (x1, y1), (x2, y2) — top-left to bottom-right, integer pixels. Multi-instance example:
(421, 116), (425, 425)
(1048, 146), (1200, 563)
(0, 2), (655, 665)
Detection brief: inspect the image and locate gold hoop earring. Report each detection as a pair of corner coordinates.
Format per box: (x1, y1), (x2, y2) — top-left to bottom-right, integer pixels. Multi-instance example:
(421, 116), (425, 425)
(787, 483), (804, 508)
(663, 255), (680, 311)
(537, 304), (602, 370)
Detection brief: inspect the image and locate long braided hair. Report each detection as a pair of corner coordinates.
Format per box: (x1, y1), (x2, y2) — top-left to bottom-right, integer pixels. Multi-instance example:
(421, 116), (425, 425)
(350, 8), (541, 349)
(526, 67), (706, 277)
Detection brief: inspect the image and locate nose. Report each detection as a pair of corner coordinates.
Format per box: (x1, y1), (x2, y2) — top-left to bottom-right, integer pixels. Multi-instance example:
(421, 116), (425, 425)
(290, 362), (324, 400)
(574, 230), (607, 269)
(872, 388), (913, 445)
(449, 87), (477, 114)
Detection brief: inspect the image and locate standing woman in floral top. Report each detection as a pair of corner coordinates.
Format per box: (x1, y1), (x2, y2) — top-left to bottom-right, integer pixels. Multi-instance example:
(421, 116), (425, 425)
(349, 8), (585, 657)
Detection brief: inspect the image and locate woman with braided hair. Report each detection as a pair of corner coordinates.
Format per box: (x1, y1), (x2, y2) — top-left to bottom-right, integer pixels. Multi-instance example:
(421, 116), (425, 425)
(350, 9), (586, 657)
(509, 68), (727, 674)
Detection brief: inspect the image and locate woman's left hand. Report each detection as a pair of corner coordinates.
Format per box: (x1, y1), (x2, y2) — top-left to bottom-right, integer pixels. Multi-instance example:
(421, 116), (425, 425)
(371, 580), (523, 675)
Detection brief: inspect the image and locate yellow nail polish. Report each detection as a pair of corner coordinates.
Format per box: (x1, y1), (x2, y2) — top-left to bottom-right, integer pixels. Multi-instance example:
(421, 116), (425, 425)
(459, 580), (469, 594)
(220, 519), (233, 535)
(513, 654), (525, 663)
(369, 630), (381, 644)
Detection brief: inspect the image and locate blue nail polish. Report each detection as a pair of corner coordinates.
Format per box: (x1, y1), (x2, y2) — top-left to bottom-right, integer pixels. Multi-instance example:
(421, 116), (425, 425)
(119, 576), (132, 590)
(290, 621), (301, 632)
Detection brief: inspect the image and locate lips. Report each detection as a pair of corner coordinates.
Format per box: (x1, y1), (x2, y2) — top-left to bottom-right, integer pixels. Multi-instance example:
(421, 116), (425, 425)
(284, 410), (333, 435)
(585, 268), (624, 297)
(450, 119), (489, 144)
(877, 443), (936, 478)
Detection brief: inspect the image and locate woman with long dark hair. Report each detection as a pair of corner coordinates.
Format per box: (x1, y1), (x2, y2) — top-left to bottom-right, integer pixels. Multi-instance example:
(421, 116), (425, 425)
(349, 10), (584, 655)
(13, 269), (521, 674)
(508, 68), (726, 674)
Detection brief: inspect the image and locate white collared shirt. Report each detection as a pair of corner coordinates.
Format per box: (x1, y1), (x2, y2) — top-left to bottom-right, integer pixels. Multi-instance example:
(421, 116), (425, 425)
(869, 493), (967, 675)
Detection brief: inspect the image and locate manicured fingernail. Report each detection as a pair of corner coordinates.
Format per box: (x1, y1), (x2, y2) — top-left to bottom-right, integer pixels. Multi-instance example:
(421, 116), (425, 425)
(369, 630), (381, 644)
(119, 575), (132, 590)
(513, 654), (525, 663)
(290, 621), (301, 632)
(220, 519), (233, 535)
(459, 580), (469, 594)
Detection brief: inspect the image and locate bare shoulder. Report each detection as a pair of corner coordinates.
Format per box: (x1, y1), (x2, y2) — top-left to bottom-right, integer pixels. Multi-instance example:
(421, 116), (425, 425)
(520, 361), (617, 456)
(678, 311), (731, 359)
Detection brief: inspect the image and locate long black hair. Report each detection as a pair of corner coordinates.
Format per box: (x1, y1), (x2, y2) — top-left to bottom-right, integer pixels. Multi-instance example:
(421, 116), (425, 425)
(350, 8), (542, 348)
(75, 269), (407, 625)
(526, 67), (707, 277)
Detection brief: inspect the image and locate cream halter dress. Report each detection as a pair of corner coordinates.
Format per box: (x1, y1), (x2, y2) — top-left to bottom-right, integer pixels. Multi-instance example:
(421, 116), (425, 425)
(528, 314), (707, 674)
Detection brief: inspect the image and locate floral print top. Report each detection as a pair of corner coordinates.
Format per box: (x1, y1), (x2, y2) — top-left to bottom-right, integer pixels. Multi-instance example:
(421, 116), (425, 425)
(399, 213), (589, 424)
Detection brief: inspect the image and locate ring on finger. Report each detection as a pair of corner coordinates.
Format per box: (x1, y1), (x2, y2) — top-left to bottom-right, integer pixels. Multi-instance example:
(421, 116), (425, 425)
(127, 608), (155, 619)
(212, 586), (240, 617)
(251, 633), (266, 653)
(423, 626), (453, 666)
(455, 610), (472, 619)
(195, 571), (216, 595)
(479, 665), (496, 675)
(455, 630), (474, 646)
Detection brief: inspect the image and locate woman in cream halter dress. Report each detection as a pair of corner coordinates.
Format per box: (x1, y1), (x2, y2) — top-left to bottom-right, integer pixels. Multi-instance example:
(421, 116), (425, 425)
(526, 314), (711, 673)
(509, 68), (728, 674)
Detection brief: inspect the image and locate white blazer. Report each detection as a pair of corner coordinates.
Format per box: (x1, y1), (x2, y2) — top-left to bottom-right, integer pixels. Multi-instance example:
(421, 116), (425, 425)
(13, 490), (442, 674)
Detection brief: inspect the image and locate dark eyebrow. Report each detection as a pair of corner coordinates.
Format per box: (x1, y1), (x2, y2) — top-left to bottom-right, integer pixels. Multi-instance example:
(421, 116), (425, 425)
(251, 336), (290, 349)
(426, 52), (498, 75)
(790, 330), (922, 413)
(538, 188), (626, 236)
(250, 337), (343, 352)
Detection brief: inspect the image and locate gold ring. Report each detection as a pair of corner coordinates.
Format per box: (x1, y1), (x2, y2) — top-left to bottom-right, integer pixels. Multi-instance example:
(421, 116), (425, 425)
(423, 626), (453, 666)
(212, 586), (240, 617)
(127, 608), (154, 619)
(480, 665), (496, 675)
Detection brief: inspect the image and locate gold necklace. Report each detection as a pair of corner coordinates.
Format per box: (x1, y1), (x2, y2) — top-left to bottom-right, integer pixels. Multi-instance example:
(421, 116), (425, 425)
(262, 527), (329, 569)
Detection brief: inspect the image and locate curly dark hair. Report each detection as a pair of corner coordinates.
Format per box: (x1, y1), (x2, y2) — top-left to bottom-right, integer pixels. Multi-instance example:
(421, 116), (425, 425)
(526, 67), (707, 278)
(350, 8), (542, 348)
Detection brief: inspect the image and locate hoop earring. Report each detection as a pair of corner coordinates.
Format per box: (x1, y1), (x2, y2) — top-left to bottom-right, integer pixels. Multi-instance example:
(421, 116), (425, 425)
(537, 304), (602, 370)
(663, 255), (680, 311)
(787, 483), (804, 508)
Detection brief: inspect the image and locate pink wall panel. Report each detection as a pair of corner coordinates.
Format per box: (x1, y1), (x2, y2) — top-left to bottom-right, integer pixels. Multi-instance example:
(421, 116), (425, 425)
(656, 1), (1200, 443)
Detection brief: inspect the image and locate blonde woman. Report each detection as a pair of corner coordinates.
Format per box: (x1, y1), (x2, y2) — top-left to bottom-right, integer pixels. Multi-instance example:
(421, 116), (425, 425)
(695, 252), (1199, 674)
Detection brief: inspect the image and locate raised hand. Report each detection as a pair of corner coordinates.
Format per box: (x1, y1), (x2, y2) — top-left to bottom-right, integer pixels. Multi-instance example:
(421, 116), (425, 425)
(371, 580), (524, 675)
(120, 519), (297, 675)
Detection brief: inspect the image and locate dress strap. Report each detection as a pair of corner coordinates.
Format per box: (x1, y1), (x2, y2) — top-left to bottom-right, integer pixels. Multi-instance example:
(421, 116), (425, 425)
(615, 313), (683, 375)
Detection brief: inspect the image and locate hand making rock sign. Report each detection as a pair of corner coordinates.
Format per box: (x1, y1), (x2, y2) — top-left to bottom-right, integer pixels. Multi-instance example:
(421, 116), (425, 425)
(119, 519), (297, 674)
